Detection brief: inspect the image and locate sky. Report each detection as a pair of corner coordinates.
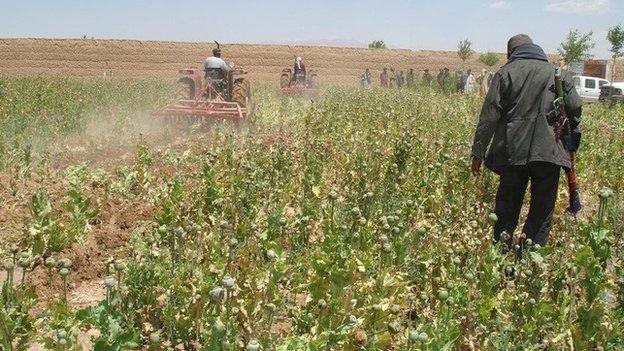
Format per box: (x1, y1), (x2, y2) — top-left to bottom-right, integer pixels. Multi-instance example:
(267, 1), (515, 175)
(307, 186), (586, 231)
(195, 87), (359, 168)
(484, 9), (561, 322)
(0, 0), (621, 59)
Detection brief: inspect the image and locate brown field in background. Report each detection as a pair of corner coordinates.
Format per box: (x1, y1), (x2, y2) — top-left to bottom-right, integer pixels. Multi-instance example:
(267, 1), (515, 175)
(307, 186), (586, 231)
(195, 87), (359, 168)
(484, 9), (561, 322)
(0, 38), (622, 85)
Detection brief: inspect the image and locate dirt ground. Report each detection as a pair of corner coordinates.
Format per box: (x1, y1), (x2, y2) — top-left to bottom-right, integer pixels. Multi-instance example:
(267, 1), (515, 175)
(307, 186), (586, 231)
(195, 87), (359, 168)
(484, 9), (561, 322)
(0, 118), (206, 349)
(0, 117), (201, 303)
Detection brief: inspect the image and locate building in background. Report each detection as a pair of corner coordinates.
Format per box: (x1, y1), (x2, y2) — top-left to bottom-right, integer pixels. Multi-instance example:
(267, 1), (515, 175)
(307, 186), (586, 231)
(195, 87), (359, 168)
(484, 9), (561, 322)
(570, 59), (621, 82)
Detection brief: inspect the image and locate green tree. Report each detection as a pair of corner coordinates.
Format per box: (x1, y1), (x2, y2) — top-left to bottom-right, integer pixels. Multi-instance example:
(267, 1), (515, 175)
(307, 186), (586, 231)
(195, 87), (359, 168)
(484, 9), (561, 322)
(457, 39), (473, 64)
(479, 52), (500, 68)
(368, 40), (387, 49)
(606, 24), (624, 87)
(557, 29), (595, 64)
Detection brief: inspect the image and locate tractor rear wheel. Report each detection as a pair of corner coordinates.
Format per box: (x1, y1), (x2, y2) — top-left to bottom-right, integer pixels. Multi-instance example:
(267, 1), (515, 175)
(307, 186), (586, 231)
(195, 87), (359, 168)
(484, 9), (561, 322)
(231, 79), (251, 108)
(280, 74), (290, 88)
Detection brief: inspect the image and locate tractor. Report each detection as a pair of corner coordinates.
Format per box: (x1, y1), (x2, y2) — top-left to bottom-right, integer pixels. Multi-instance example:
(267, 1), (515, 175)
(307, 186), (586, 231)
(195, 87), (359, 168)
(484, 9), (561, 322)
(278, 68), (320, 96)
(153, 65), (252, 123)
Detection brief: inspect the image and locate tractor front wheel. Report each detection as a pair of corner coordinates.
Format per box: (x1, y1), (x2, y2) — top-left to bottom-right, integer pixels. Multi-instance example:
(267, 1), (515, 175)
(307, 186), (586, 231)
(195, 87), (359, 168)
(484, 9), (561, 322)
(280, 74), (290, 88)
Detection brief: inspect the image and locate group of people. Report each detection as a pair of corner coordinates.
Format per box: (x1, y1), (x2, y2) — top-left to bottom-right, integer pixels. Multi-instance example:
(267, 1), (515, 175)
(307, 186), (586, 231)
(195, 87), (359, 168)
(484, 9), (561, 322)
(437, 68), (494, 95)
(361, 66), (495, 95)
(362, 68), (428, 89)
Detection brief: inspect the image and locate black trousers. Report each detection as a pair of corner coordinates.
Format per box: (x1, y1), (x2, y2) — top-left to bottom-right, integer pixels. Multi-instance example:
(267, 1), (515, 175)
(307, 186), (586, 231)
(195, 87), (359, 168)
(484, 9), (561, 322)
(493, 162), (561, 250)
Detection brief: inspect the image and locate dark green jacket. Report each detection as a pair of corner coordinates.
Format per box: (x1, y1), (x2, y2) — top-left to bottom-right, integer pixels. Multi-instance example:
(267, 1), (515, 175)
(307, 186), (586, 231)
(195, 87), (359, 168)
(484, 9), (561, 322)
(471, 49), (582, 174)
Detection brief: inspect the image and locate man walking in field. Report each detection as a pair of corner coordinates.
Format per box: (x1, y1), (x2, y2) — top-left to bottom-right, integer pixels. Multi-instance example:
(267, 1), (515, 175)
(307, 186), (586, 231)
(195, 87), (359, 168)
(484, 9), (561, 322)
(464, 69), (476, 94)
(380, 68), (389, 88)
(423, 69), (433, 87)
(389, 68), (397, 88)
(470, 34), (583, 253)
(397, 70), (405, 88)
(477, 69), (491, 96)
(361, 68), (372, 88)
(458, 70), (467, 92)
(437, 69), (444, 88)
(438, 68), (450, 92)
(406, 68), (415, 88)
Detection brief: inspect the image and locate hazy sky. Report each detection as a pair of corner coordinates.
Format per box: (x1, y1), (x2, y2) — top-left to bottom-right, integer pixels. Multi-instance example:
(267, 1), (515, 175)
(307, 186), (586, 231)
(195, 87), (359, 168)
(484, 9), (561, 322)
(0, 0), (621, 58)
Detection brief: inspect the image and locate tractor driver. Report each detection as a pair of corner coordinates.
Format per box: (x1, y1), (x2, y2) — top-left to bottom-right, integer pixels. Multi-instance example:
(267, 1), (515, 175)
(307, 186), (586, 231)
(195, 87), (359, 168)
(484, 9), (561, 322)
(204, 46), (230, 91)
(293, 56), (306, 85)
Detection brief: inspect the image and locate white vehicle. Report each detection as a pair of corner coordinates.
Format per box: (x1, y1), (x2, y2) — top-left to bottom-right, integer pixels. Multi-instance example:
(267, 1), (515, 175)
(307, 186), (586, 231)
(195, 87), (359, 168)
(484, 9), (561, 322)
(573, 75), (610, 101)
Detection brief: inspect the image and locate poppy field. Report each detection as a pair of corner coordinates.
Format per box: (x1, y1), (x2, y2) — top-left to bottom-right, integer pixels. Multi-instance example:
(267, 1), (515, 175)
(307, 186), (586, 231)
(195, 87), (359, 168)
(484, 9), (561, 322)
(1, 77), (623, 350)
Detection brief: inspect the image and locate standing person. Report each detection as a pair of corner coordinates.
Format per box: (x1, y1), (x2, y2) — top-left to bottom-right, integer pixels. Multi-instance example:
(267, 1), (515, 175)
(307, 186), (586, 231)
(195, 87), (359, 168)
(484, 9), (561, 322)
(406, 69), (415, 88)
(389, 68), (397, 88)
(437, 68), (445, 88)
(477, 69), (487, 95)
(470, 34), (583, 254)
(479, 69), (493, 96)
(397, 71), (405, 88)
(361, 68), (372, 88)
(423, 69), (433, 87)
(380, 68), (389, 88)
(457, 70), (467, 92)
(464, 69), (476, 94)
(442, 68), (450, 92)
(293, 56), (307, 85)
(486, 70), (494, 90)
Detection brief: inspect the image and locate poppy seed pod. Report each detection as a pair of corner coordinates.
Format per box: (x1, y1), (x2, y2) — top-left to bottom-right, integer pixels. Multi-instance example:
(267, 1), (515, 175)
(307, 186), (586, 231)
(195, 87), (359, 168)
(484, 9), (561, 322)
(328, 190), (338, 200)
(317, 299), (327, 308)
(18, 257), (30, 268)
(488, 213), (498, 223)
(246, 340), (261, 351)
(149, 332), (160, 344)
(209, 287), (225, 302)
(222, 276), (235, 290)
(104, 277), (116, 288)
(44, 257), (56, 268)
(437, 289), (448, 301)
(114, 261), (126, 272)
(266, 249), (277, 260)
(3, 260), (14, 272)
